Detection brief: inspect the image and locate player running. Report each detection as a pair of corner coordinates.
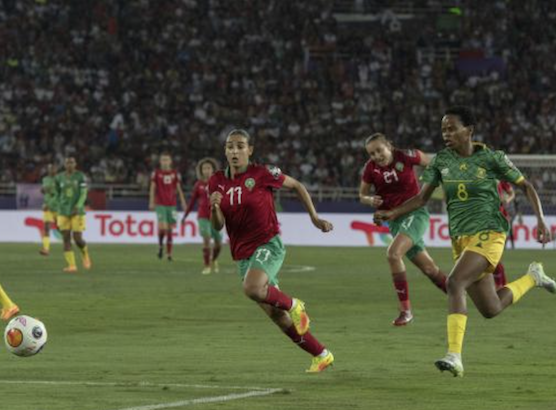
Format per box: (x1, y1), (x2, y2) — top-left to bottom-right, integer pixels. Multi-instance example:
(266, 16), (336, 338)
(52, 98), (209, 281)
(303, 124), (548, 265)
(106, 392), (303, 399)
(149, 152), (187, 261)
(182, 158), (222, 275)
(209, 129), (334, 373)
(55, 156), (91, 273)
(0, 284), (19, 321)
(375, 106), (554, 377)
(39, 163), (59, 256)
(360, 133), (448, 326)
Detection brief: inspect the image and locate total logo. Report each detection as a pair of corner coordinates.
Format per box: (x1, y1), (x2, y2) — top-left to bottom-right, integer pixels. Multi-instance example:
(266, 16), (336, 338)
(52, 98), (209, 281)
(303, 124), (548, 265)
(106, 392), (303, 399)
(351, 220), (392, 246)
(24, 217), (62, 240)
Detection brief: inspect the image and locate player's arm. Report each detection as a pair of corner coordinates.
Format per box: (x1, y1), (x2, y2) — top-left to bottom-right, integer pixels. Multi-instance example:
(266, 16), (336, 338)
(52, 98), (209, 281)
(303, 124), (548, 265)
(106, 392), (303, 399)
(374, 183), (436, 223)
(74, 177), (88, 215)
(282, 175), (333, 232)
(148, 181), (156, 211)
(210, 191), (225, 231)
(504, 183), (515, 205)
(514, 179), (551, 243)
(359, 181), (383, 207)
(417, 150), (431, 167)
(182, 186), (198, 222)
(176, 183), (187, 213)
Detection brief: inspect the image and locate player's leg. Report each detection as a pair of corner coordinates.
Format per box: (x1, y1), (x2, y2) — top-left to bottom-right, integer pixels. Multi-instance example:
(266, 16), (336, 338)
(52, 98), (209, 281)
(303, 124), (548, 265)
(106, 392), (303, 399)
(59, 216), (77, 272)
(258, 303), (333, 372)
(40, 210), (53, 255)
(166, 208), (177, 261)
(72, 216), (91, 269)
(385, 233), (414, 326)
(410, 249), (447, 293)
(156, 206), (167, 259)
(241, 236), (310, 335)
(211, 227), (222, 273)
(435, 250), (489, 377)
(198, 219), (212, 274)
(492, 263), (507, 288)
(0, 283), (19, 321)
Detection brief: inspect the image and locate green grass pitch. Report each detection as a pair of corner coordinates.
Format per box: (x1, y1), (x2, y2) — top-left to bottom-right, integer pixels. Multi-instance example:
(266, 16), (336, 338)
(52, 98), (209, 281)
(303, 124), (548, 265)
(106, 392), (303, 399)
(1, 243), (555, 410)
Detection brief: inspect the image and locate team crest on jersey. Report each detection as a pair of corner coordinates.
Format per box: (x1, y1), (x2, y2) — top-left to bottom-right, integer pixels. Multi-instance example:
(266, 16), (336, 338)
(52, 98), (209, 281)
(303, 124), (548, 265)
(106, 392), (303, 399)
(395, 162), (404, 172)
(245, 178), (256, 190)
(476, 167), (486, 179)
(441, 168), (450, 177)
(267, 165), (282, 180)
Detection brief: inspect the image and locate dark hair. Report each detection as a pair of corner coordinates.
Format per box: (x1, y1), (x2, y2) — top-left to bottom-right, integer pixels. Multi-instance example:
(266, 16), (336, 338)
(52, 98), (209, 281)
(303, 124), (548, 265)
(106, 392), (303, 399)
(227, 128), (254, 146)
(364, 132), (392, 147)
(159, 151), (172, 158)
(196, 157), (219, 179)
(444, 106), (475, 127)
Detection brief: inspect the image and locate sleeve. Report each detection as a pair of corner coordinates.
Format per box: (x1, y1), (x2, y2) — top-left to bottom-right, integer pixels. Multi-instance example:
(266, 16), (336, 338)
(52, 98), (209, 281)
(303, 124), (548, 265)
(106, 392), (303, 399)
(419, 154), (441, 187)
(260, 165), (285, 189)
(361, 161), (374, 184)
(208, 175), (222, 195)
(184, 182), (199, 216)
(76, 174), (88, 208)
(492, 151), (524, 184)
(400, 149), (421, 166)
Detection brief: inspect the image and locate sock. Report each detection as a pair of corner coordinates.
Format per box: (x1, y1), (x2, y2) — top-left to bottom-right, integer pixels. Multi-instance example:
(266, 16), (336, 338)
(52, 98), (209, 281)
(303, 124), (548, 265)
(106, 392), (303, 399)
(158, 230), (165, 247)
(447, 313), (467, 355)
(202, 247), (211, 266)
(64, 251), (77, 268)
(264, 286), (293, 310)
(212, 243), (221, 261)
(505, 273), (535, 304)
(78, 245), (89, 260)
(0, 284), (16, 309)
(393, 272), (410, 311)
(42, 236), (51, 251)
(166, 231), (173, 255)
(493, 263), (507, 288)
(284, 325), (325, 356)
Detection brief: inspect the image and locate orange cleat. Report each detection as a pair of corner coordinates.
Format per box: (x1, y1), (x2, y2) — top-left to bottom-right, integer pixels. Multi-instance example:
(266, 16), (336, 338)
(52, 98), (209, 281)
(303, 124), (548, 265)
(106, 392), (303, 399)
(39, 249), (49, 256)
(1, 305), (20, 321)
(63, 266), (78, 273)
(82, 257), (92, 270)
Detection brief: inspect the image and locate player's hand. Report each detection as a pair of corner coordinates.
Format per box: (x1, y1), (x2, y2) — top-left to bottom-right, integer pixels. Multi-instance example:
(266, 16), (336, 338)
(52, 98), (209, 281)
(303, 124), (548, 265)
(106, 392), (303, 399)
(369, 195), (383, 207)
(536, 219), (552, 244)
(210, 192), (223, 208)
(373, 210), (394, 225)
(311, 217), (333, 233)
(149, 202), (155, 211)
(181, 214), (188, 224)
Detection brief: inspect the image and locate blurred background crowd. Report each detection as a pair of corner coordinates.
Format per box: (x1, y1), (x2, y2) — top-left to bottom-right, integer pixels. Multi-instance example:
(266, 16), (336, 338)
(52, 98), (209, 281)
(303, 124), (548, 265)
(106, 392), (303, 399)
(1, 0), (555, 190)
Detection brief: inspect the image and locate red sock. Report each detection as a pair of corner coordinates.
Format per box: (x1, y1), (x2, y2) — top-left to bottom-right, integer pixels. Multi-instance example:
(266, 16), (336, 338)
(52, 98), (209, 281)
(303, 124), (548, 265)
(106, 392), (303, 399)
(158, 230), (165, 247)
(393, 272), (410, 311)
(493, 263), (507, 288)
(202, 247), (210, 266)
(284, 325), (325, 356)
(212, 244), (221, 261)
(166, 231), (173, 255)
(264, 286), (293, 310)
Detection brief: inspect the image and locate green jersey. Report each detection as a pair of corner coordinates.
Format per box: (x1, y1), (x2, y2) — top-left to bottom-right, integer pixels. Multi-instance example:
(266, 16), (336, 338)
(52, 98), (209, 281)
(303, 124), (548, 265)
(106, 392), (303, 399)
(421, 143), (523, 237)
(42, 175), (58, 212)
(55, 171), (88, 216)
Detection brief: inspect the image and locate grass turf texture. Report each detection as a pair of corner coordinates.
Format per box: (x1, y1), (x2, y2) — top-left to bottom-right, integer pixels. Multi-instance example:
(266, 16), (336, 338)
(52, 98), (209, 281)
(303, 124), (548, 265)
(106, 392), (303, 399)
(1, 243), (555, 410)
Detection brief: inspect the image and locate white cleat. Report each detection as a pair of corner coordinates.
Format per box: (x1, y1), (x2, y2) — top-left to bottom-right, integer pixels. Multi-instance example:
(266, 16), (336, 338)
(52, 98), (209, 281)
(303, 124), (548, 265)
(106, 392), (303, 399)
(435, 353), (464, 377)
(528, 262), (556, 293)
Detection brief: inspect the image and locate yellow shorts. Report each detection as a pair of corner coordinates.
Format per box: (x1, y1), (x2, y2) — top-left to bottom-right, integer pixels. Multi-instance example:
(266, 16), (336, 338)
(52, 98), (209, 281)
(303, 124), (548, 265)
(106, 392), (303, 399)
(451, 231), (506, 281)
(43, 211), (58, 224)
(57, 215), (86, 232)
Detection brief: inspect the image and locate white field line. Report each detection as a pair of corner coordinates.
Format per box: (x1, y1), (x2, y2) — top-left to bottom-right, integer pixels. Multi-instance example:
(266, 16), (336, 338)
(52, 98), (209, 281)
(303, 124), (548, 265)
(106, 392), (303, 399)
(111, 388), (282, 410)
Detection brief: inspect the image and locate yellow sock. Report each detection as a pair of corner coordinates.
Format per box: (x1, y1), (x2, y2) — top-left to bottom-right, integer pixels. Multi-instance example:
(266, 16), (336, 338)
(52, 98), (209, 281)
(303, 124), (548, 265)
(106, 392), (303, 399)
(0, 284), (16, 309)
(79, 245), (89, 259)
(64, 251), (77, 267)
(447, 313), (468, 355)
(505, 273), (536, 304)
(42, 236), (50, 251)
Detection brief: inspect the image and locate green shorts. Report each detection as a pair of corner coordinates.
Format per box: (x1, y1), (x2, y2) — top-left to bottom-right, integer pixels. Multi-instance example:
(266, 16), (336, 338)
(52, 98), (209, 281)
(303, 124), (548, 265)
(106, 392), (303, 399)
(156, 205), (178, 225)
(198, 218), (223, 241)
(237, 235), (286, 286)
(388, 207), (428, 260)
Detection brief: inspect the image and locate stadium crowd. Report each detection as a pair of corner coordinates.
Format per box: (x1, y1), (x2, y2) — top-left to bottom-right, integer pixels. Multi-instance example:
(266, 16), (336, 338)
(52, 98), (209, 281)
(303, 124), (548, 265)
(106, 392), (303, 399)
(1, 0), (555, 190)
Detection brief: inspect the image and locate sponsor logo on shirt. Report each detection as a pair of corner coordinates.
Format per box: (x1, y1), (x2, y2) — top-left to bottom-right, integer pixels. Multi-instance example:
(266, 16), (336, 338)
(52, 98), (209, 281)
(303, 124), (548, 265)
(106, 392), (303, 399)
(395, 162), (404, 172)
(441, 168), (450, 177)
(267, 165), (282, 179)
(477, 167), (486, 179)
(459, 163), (468, 171)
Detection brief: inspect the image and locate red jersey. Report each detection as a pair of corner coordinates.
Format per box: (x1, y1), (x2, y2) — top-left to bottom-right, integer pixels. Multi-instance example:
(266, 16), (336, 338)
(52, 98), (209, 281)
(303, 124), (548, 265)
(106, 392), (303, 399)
(361, 149), (422, 210)
(151, 169), (181, 206)
(208, 164), (285, 260)
(184, 180), (210, 219)
(497, 180), (513, 220)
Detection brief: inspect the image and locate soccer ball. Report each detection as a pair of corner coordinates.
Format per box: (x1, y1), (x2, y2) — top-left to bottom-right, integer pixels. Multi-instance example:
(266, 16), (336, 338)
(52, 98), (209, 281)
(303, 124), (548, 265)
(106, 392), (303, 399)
(4, 316), (48, 357)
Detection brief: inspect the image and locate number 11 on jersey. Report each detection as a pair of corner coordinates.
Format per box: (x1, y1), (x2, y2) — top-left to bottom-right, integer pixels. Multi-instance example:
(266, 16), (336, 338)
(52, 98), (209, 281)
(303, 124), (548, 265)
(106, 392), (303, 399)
(227, 187), (242, 205)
